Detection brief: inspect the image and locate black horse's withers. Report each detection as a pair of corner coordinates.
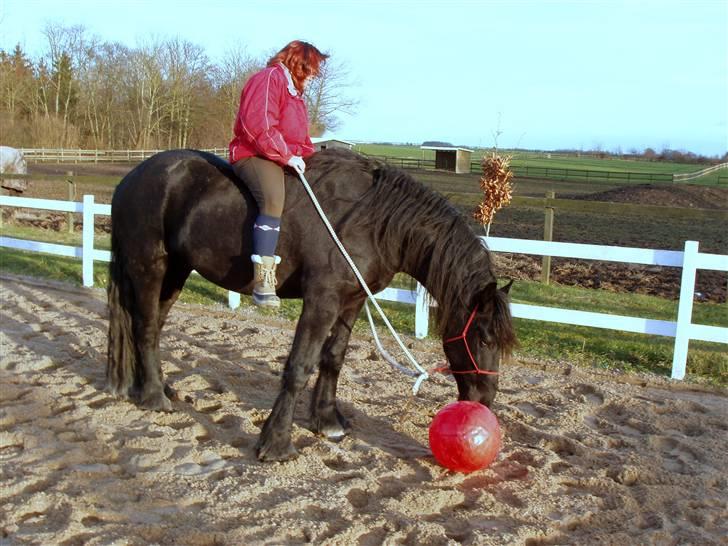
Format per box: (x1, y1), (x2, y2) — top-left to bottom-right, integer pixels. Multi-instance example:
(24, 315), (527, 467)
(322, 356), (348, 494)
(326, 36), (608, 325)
(106, 148), (517, 461)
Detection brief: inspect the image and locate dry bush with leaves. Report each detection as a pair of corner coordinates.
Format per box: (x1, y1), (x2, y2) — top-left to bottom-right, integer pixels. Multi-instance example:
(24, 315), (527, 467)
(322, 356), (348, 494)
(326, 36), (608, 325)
(473, 152), (514, 235)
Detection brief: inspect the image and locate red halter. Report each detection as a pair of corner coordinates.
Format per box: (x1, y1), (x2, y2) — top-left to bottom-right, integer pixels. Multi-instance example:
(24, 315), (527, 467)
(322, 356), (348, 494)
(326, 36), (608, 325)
(434, 306), (499, 376)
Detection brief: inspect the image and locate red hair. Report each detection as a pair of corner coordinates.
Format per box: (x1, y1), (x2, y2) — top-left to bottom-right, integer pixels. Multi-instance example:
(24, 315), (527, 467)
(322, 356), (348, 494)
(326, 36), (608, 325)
(268, 40), (329, 94)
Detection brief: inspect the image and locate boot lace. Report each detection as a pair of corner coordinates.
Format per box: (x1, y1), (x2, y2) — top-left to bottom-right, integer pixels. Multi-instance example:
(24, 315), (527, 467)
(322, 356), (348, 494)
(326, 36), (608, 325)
(257, 265), (277, 288)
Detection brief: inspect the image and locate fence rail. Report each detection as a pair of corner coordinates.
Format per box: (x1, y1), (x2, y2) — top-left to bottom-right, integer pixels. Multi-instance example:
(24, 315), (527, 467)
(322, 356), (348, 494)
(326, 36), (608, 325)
(368, 155), (727, 183)
(17, 148), (228, 163)
(673, 162), (728, 181)
(511, 165), (673, 182)
(14, 148), (725, 184)
(1, 194), (726, 381)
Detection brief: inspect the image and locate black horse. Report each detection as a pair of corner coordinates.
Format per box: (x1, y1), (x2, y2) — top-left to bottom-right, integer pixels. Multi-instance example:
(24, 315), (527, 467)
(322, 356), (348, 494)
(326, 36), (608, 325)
(107, 148), (517, 461)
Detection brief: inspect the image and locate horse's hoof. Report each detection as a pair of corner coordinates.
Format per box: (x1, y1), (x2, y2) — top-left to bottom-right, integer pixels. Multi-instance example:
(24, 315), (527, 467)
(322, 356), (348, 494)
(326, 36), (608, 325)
(321, 427), (349, 442)
(140, 391), (173, 412)
(313, 410), (352, 441)
(105, 381), (132, 400)
(163, 383), (178, 400)
(256, 438), (299, 462)
(318, 420), (351, 442)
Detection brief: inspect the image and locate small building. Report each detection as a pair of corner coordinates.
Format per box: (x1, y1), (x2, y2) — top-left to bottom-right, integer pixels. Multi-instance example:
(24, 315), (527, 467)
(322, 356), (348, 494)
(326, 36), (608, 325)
(420, 145), (473, 174)
(311, 138), (355, 152)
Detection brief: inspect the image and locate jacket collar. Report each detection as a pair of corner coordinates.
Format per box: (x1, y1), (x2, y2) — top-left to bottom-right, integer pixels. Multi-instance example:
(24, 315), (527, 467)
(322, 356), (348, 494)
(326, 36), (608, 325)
(278, 63), (298, 97)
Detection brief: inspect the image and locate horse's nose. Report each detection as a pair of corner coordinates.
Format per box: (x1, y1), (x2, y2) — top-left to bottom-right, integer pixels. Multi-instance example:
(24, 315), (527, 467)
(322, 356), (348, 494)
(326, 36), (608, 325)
(480, 390), (496, 408)
(458, 382), (496, 407)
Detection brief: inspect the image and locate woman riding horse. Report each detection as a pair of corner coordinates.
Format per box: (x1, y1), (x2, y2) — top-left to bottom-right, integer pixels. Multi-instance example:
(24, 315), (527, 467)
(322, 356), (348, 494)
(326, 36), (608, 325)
(107, 147), (517, 461)
(230, 40), (328, 308)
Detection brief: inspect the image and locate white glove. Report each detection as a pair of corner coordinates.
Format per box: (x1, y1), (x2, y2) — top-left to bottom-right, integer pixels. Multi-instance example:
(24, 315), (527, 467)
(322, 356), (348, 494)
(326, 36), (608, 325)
(287, 155), (306, 173)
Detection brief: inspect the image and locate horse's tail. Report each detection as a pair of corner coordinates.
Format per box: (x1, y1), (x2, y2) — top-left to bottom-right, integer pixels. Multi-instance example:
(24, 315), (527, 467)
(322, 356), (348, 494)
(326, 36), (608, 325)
(106, 229), (140, 398)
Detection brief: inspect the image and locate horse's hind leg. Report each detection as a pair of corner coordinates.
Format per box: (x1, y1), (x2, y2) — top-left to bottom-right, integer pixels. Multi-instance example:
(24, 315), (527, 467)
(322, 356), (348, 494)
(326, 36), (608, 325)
(128, 258), (172, 411)
(156, 260), (191, 399)
(311, 299), (364, 439)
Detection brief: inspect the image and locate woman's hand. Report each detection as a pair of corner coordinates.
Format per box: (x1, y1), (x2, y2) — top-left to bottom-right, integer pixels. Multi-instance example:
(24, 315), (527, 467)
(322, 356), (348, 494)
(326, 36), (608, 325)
(287, 156), (306, 173)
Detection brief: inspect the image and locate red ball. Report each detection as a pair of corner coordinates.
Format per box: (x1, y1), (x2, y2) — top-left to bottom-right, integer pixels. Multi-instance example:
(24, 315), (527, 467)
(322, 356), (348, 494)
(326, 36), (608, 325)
(429, 401), (502, 473)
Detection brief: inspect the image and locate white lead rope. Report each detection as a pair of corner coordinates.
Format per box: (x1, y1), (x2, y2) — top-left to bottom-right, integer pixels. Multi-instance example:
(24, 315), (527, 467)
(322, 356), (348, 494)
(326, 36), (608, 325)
(294, 167), (429, 394)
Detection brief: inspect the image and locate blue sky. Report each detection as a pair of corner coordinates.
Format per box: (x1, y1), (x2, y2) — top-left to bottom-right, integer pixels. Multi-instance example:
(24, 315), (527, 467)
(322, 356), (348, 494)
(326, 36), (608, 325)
(1, 0), (726, 156)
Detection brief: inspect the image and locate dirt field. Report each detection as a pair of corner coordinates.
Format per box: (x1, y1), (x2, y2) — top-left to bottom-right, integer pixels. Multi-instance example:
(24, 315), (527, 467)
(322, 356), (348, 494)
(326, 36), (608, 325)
(1, 274), (726, 545)
(571, 183), (728, 210)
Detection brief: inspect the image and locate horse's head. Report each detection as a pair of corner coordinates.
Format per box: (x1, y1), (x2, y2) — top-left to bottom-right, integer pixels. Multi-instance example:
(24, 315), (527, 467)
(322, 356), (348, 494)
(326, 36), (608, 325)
(442, 281), (516, 407)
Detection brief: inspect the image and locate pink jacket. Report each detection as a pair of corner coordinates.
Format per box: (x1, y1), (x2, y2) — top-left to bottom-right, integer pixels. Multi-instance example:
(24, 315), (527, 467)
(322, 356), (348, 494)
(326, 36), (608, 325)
(229, 63), (315, 166)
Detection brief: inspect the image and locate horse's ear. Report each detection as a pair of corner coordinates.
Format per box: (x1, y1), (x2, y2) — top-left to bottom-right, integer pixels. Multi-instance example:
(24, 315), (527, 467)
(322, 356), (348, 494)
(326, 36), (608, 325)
(480, 281), (498, 302)
(501, 279), (514, 294)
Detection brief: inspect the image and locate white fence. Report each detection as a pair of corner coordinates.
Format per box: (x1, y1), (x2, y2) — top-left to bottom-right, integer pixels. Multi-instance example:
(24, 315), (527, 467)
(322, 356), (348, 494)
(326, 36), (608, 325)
(16, 149), (727, 182)
(18, 148), (228, 163)
(673, 162), (728, 182)
(1, 194), (726, 381)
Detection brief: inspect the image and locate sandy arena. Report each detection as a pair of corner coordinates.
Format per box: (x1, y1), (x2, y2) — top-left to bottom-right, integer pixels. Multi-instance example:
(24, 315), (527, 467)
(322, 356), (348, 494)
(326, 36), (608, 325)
(1, 274), (726, 545)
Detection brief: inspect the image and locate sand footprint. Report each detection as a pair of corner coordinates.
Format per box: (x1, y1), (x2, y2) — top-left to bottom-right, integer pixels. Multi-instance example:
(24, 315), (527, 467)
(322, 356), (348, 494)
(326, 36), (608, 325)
(543, 436), (585, 458)
(573, 384), (604, 406)
(504, 449), (546, 470)
(323, 453), (359, 473)
(0, 431), (24, 460)
(15, 495), (71, 535)
(514, 401), (546, 419)
(213, 412), (242, 430)
(346, 488), (370, 509)
(595, 403), (658, 438)
(525, 531), (566, 546)
(649, 436), (704, 474)
(173, 452), (231, 477)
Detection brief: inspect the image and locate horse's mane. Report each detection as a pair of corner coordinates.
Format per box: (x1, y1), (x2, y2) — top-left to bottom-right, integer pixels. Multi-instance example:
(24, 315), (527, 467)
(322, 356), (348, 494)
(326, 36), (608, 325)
(308, 149), (514, 349)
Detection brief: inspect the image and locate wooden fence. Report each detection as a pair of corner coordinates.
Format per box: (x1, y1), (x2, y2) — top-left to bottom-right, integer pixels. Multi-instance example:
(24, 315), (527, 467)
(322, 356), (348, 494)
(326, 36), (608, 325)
(367, 155), (727, 183)
(370, 155), (674, 182)
(1, 194), (726, 381)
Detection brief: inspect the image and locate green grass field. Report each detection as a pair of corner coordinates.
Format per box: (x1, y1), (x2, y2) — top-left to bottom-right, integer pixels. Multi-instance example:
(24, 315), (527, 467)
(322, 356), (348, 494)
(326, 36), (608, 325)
(353, 143), (726, 185)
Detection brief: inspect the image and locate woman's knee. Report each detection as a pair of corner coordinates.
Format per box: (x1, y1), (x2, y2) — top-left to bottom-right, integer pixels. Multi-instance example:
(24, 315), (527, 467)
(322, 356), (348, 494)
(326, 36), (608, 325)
(263, 182), (286, 217)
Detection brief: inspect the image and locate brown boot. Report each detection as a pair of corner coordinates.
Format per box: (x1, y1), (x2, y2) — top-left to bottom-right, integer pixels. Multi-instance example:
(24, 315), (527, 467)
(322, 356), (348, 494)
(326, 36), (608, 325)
(251, 255), (281, 308)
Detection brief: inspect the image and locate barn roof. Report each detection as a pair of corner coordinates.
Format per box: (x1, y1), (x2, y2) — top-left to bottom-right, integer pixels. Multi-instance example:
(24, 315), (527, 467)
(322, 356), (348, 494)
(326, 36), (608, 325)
(311, 138), (356, 146)
(420, 145), (474, 153)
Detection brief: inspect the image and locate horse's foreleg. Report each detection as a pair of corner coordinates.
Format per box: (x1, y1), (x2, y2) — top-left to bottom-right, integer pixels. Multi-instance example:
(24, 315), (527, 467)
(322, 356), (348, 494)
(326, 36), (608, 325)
(310, 300), (363, 439)
(256, 294), (340, 462)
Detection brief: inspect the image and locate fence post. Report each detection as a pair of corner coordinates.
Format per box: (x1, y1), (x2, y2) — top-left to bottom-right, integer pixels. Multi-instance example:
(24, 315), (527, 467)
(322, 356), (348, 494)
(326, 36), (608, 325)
(541, 191), (555, 284)
(228, 291), (241, 309)
(415, 283), (429, 339)
(82, 194), (95, 287)
(67, 172), (75, 233)
(671, 240), (699, 380)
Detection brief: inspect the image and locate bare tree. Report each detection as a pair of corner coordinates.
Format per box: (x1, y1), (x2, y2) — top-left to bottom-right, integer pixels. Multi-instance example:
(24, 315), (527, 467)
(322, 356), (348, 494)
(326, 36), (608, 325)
(304, 58), (358, 136)
(40, 23), (96, 145)
(124, 39), (168, 148)
(0, 28), (363, 149)
(80, 42), (129, 148)
(209, 45), (261, 142)
(164, 38), (210, 148)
